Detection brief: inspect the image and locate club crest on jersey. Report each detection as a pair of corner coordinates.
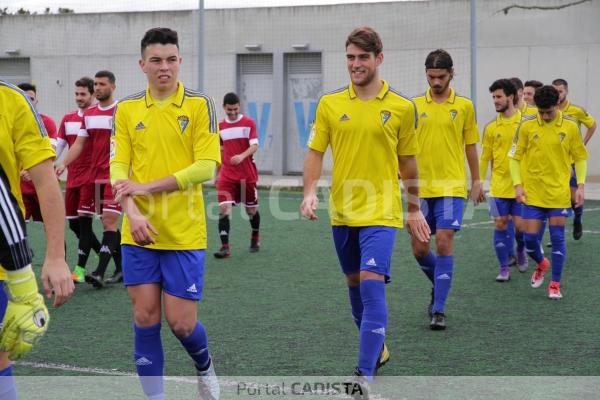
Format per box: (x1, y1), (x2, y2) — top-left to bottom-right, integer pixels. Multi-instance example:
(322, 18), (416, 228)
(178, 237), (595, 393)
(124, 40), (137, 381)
(177, 115), (190, 134)
(380, 110), (391, 126)
(449, 110), (458, 120)
(559, 132), (566, 142)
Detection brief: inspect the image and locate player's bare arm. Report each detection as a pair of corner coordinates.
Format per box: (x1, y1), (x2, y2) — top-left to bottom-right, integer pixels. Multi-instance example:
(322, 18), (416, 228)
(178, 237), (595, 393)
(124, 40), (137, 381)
(29, 158), (74, 307)
(231, 143), (258, 166)
(465, 143), (484, 205)
(399, 155), (430, 243)
(55, 135), (88, 176)
(301, 149), (324, 220)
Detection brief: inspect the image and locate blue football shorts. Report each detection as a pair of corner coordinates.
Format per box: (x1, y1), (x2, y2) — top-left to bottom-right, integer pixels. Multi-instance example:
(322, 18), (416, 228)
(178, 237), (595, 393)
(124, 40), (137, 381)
(420, 197), (465, 234)
(522, 205), (572, 220)
(488, 197), (522, 218)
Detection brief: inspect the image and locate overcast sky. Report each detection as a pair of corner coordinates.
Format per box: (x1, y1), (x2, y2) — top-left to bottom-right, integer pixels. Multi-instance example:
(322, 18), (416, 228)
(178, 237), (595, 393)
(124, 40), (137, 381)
(3, 0), (411, 13)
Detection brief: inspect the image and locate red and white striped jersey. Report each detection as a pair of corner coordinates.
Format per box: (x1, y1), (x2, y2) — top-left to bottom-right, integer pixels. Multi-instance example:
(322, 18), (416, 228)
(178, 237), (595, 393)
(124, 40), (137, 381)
(79, 102), (116, 182)
(56, 109), (94, 188)
(20, 113), (57, 194)
(218, 114), (259, 183)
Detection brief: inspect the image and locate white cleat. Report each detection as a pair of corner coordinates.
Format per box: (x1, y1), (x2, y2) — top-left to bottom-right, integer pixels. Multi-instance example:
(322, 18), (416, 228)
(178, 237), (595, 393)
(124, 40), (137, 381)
(197, 358), (220, 400)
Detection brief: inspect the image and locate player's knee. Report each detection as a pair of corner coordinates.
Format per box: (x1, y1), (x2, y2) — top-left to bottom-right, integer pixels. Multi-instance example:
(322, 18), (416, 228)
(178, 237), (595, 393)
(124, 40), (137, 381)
(167, 318), (196, 338)
(345, 273), (360, 287)
(219, 204), (232, 216)
(435, 235), (453, 256)
(133, 308), (161, 327)
(0, 352), (10, 370)
(494, 217), (508, 230)
(411, 242), (430, 260)
(245, 207), (257, 216)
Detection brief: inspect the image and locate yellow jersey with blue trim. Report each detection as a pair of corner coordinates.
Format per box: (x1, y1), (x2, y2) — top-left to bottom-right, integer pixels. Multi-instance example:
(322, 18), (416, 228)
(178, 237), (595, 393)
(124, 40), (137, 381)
(561, 100), (596, 130)
(110, 82), (221, 250)
(308, 80), (419, 228)
(413, 88), (479, 198)
(481, 110), (522, 198)
(508, 111), (588, 208)
(0, 81), (55, 278)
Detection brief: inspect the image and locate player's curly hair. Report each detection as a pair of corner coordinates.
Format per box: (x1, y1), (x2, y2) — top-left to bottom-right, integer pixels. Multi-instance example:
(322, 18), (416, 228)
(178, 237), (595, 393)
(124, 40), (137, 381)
(533, 85), (560, 109)
(75, 77), (94, 95)
(346, 27), (383, 56)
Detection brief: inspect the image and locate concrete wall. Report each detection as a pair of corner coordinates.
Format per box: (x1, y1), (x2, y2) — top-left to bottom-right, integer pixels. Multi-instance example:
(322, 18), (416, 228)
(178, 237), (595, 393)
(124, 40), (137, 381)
(1, 0), (598, 175)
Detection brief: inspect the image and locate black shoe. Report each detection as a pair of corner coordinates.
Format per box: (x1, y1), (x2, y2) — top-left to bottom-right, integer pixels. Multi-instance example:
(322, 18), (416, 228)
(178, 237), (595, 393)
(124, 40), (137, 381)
(573, 220), (583, 240)
(345, 367), (369, 400)
(249, 239), (260, 253)
(430, 312), (446, 330)
(85, 272), (104, 289)
(213, 246), (231, 259)
(546, 241), (552, 248)
(428, 288), (434, 317)
(105, 271), (123, 284)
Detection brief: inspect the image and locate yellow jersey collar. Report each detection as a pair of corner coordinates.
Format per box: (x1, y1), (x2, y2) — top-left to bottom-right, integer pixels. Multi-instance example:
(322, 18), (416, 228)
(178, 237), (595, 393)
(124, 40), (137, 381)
(561, 99), (571, 112)
(348, 80), (390, 100)
(536, 110), (564, 126)
(425, 87), (456, 104)
(496, 109), (522, 125)
(144, 81), (185, 108)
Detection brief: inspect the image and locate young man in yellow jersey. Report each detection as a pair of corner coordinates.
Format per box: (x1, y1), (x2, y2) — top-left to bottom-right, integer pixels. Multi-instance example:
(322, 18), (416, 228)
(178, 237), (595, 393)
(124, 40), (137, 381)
(509, 85), (588, 299)
(0, 80), (74, 399)
(523, 80), (543, 109)
(480, 79), (527, 281)
(552, 78), (596, 240)
(412, 49), (484, 330)
(110, 28), (221, 400)
(302, 27), (429, 396)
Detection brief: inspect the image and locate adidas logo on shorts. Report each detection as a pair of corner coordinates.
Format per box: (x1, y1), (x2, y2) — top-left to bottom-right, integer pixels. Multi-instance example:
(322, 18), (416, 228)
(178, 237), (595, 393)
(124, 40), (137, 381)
(365, 258), (377, 267)
(186, 284), (198, 293)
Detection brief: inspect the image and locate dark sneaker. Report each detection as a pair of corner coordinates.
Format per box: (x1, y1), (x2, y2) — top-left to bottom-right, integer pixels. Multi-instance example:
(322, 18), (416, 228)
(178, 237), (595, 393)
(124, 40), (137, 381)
(249, 239), (260, 253)
(345, 367), (369, 400)
(105, 271), (123, 284)
(213, 247), (231, 259)
(85, 272), (104, 289)
(573, 220), (583, 240)
(430, 312), (446, 330)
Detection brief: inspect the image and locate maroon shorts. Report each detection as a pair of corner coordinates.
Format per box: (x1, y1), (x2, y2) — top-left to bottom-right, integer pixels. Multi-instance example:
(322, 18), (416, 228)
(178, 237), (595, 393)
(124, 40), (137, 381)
(65, 185), (87, 218)
(22, 192), (43, 222)
(78, 181), (121, 215)
(216, 180), (258, 207)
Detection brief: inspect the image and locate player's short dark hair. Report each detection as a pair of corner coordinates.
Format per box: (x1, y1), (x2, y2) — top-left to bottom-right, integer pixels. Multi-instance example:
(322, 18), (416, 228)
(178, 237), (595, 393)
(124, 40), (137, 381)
(552, 78), (568, 88)
(534, 85), (559, 109)
(425, 49), (453, 70)
(489, 79), (517, 100)
(17, 83), (36, 93)
(524, 80), (543, 89)
(223, 92), (240, 106)
(346, 27), (383, 56)
(75, 77), (94, 95)
(95, 70), (116, 84)
(509, 77), (523, 91)
(141, 27), (179, 56)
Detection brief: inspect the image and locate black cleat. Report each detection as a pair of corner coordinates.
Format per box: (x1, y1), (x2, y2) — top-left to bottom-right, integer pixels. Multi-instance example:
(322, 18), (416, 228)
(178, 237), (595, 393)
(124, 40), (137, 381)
(85, 272), (104, 289)
(345, 367), (369, 400)
(430, 312), (446, 330)
(249, 239), (260, 253)
(105, 271), (123, 284)
(213, 246), (231, 259)
(428, 288), (434, 317)
(573, 220), (583, 240)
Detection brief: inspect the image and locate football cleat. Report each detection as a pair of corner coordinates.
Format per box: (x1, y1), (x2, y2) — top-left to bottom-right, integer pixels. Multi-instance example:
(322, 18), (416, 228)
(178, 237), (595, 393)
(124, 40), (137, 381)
(344, 368), (369, 400)
(72, 266), (86, 284)
(375, 343), (390, 373)
(85, 272), (104, 289)
(197, 358), (220, 400)
(516, 249), (528, 272)
(213, 246), (231, 259)
(105, 271), (123, 284)
(249, 239), (260, 253)
(496, 266), (510, 282)
(531, 258), (549, 288)
(507, 256), (517, 267)
(548, 281), (563, 299)
(430, 312), (446, 331)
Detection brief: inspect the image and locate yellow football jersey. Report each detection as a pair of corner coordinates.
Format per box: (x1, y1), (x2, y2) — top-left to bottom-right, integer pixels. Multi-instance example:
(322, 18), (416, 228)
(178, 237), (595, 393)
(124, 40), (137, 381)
(509, 111), (588, 208)
(308, 80), (418, 228)
(561, 100), (596, 130)
(413, 88), (479, 198)
(0, 81), (55, 278)
(480, 110), (522, 198)
(110, 82), (221, 250)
